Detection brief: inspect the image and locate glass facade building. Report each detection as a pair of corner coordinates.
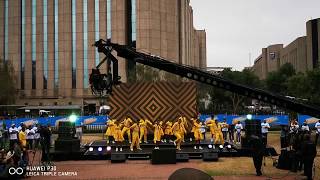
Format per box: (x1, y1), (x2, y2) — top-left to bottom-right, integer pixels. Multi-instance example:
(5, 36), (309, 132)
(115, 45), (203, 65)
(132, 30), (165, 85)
(0, 0), (206, 107)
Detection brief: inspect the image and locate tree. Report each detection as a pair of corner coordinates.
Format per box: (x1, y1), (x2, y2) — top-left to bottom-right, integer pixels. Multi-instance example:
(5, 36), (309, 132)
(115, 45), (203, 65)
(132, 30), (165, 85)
(0, 59), (16, 104)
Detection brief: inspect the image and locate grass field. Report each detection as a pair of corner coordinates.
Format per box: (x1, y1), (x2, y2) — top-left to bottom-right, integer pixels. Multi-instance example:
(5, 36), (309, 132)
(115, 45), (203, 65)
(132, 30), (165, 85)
(81, 131), (320, 179)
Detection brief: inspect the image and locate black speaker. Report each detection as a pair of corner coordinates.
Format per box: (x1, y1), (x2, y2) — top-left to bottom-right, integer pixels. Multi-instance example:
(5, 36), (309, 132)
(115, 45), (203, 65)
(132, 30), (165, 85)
(152, 149), (176, 164)
(58, 121), (76, 140)
(176, 153), (189, 162)
(54, 139), (80, 152)
(111, 153), (126, 163)
(202, 152), (218, 161)
(244, 120), (262, 137)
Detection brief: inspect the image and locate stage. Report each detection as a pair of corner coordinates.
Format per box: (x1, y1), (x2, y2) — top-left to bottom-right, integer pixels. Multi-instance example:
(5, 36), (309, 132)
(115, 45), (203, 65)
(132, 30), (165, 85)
(50, 140), (277, 162)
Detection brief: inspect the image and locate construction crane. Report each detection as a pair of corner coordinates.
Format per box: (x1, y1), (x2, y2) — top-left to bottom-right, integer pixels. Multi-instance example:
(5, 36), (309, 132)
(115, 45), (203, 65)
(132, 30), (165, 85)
(90, 39), (320, 118)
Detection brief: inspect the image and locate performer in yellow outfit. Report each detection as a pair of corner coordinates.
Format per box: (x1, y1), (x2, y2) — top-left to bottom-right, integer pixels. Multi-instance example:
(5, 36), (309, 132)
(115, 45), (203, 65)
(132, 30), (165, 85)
(172, 119), (183, 150)
(159, 121), (165, 142)
(164, 121), (173, 143)
(180, 117), (188, 142)
(153, 121), (162, 149)
(122, 117), (133, 143)
(113, 122), (124, 152)
(129, 122), (142, 151)
(105, 119), (116, 144)
(214, 120), (224, 144)
(19, 127), (27, 151)
(192, 118), (204, 149)
(139, 119), (152, 143)
(206, 115), (217, 142)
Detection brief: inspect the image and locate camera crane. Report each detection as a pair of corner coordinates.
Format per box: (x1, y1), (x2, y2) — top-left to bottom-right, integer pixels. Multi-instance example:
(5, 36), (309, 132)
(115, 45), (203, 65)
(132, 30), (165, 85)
(90, 39), (320, 118)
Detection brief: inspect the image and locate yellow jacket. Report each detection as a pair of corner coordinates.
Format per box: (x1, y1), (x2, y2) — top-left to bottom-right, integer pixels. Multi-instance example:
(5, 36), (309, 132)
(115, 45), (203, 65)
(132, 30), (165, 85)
(206, 119), (218, 133)
(193, 121), (203, 140)
(123, 118), (133, 128)
(165, 121), (173, 135)
(130, 123), (140, 134)
(153, 124), (162, 141)
(19, 131), (27, 149)
(113, 124), (124, 141)
(105, 120), (116, 136)
(172, 122), (181, 134)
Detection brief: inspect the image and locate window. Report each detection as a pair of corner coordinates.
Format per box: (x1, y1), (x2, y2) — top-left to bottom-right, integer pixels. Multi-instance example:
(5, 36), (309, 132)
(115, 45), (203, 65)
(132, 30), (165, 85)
(131, 0), (136, 44)
(54, 0), (59, 88)
(4, 0), (8, 61)
(43, 0), (48, 89)
(83, 0), (88, 88)
(269, 52), (276, 60)
(107, 0), (112, 39)
(72, 0), (77, 89)
(95, 0), (100, 66)
(32, 0), (37, 89)
(21, 0), (25, 89)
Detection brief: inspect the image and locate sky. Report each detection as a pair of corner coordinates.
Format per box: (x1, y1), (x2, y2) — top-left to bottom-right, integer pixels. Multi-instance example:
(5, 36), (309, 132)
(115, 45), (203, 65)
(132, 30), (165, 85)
(190, 0), (320, 70)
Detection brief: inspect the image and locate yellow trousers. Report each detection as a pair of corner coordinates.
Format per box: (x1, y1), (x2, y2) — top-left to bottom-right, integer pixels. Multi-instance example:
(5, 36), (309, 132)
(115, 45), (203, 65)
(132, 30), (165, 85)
(130, 132), (140, 150)
(214, 131), (224, 144)
(139, 128), (147, 143)
(174, 132), (182, 150)
(122, 127), (131, 142)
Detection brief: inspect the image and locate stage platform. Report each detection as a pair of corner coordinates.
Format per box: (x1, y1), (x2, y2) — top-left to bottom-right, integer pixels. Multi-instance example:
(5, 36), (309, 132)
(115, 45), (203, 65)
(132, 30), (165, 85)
(50, 140), (277, 161)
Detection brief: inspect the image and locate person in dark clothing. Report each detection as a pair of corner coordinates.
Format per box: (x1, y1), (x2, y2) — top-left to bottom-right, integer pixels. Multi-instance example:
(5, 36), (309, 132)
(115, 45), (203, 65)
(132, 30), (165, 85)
(249, 135), (265, 176)
(301, 134), (317, 180)
(228, 123), (235, 142)
(39, 125), (51, 163)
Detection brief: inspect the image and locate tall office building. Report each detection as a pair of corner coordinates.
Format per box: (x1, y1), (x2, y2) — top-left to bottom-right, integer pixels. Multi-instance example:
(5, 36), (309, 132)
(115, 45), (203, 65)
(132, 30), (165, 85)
(252, 18), (319, 80)
(0, 0), (206, 109)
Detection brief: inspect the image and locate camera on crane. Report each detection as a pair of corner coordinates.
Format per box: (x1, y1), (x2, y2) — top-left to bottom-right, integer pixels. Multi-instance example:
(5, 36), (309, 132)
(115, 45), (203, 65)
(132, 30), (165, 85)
(89, 68), (113, 96)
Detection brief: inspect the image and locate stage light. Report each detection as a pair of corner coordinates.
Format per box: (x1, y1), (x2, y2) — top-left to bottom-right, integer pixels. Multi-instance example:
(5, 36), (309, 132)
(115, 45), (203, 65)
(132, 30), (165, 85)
(219, 145), (223, 149)
(98, 147), (103, 152)
(69, 114), (78, 122)
(89, 147), (94, 152)
(208, 144), (213, 149)
(246, 114), (253, 120)
(227, 145), (232, 149)
(106, 146), (112, 151)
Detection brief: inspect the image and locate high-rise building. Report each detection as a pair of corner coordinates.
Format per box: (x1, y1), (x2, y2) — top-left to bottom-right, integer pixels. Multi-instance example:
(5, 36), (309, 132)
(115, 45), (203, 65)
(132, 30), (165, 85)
(252, 18), (319, 79)
(0, 0), (206, 109)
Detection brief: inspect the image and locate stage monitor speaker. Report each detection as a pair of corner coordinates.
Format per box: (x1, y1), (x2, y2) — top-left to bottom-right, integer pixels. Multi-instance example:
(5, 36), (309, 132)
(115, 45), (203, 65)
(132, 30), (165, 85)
(169, 168), (213, 180)
(202, 152), (218, 161)
(152, 149), (176, 164)
(176, 153), (189, 162)
(54, 139), (80, 152)
(111, 153), (126, 163)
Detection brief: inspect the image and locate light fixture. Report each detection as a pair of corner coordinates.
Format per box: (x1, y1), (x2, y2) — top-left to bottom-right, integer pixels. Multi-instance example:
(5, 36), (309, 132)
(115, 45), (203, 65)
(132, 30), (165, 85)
(227, 145), (232, 149)
(98, 147), (103, 152)
(69, 114), (78, 122)
(246, 114), (253, 120)
(219, 145), (223, 149)
(106, 146), (112, 151)
(208, 144), (213, 149)
(89, 147), (94, 152)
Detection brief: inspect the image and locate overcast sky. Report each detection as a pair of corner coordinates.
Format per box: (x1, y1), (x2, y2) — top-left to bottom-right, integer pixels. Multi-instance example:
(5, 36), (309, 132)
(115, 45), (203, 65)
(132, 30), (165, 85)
(190, 0), (320, 70)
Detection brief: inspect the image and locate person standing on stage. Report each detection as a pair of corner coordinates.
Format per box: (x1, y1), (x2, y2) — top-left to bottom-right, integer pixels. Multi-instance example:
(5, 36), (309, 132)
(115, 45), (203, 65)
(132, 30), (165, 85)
(139, 119), (152, 144)
(315, 120), (320, 145)
(122, 117), (133, 143)
(229, 122), (235, 142)
(172, 118), (183, 150)
(206, 115), (217, 142)
(215, 120), (224, 144)
(113, 121), (124, 152)
(235, 121), (243, 144)
(164, 121), (173, 143)
(129, 121), (142, 151)
(105, 119), (116, 144)
(221, 119), (229, 141)
(261, 120), (270, 145)
(153, 121), (162, 149)
(192, 118), (203, 150)
(9, 124), (18, 149)
(179, 117), (187, 143)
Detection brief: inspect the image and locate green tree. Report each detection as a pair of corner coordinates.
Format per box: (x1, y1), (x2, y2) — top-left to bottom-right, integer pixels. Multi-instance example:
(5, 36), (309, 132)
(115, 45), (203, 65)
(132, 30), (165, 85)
(0, 59), (16, 104)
